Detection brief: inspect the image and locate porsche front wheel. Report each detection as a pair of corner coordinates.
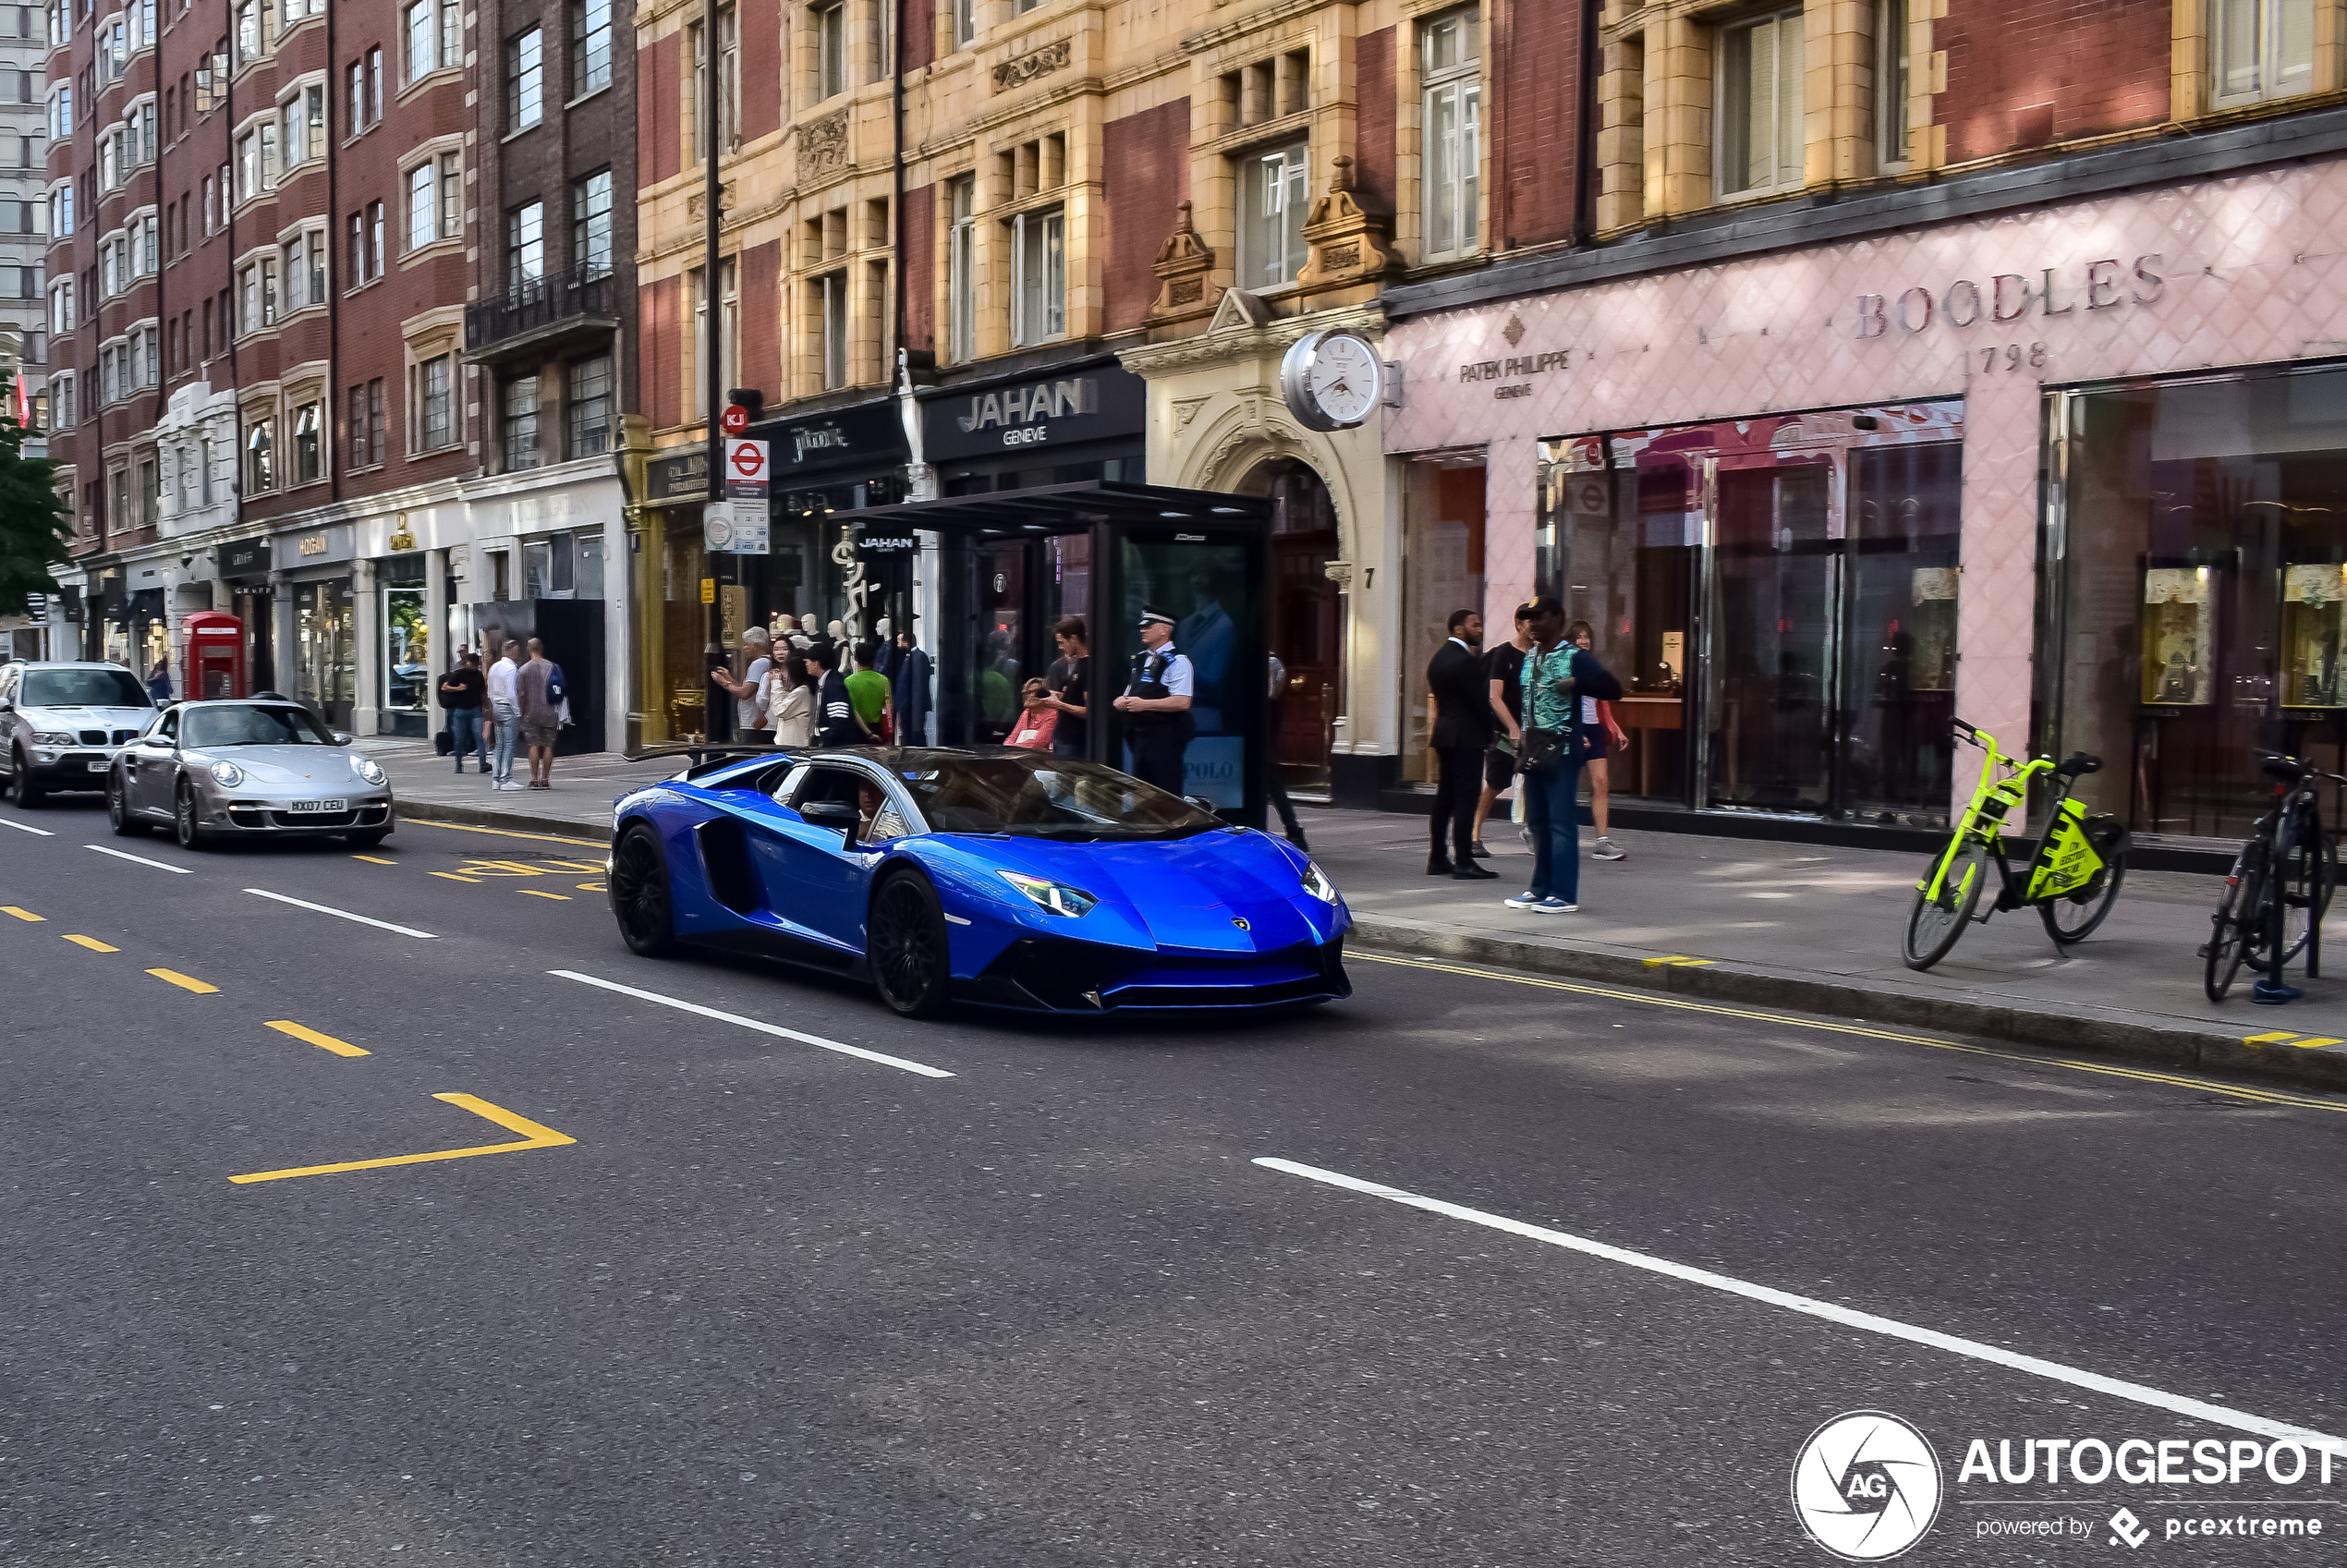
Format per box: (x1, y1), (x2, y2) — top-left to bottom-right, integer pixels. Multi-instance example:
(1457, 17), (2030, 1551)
(609, 823), (675, 956)
(869, 870), (951, 1018)
(108, 772), (147, 835)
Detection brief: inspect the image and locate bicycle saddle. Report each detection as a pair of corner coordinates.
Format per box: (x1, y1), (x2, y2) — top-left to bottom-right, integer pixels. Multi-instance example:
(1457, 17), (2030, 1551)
(2259, 752), (2317, 783)
(2056, 752), (2103, 778)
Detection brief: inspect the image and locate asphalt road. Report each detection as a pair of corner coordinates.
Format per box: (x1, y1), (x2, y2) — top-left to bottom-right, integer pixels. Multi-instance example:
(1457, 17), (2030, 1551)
(6, 791), (2347, 1566)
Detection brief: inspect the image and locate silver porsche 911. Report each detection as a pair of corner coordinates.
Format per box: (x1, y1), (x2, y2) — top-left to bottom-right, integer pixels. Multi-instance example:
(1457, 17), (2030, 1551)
(107, 698), (395, 850)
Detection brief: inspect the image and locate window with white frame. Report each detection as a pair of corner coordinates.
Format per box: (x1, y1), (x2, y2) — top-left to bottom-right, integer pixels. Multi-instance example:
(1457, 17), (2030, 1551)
(51, 371), (71, 429)
(507, 201), (543, 292)
(1719, 7), (1804, 197)
(133, 323), (156, 387)
(814, 0), (845, 99)
(690, 7), (738, 159)
(406, 152), (458, 250)
(48, 275), (71, 333)
(280, 84), (322, 170)
(1878, 0), (1910, 169)
(1010, 206), (1064, 346)
(571, 0), (612, 94)
(415, 352), (454, 449)
(234, 0), (258, 63)
(1421, 8), (1479, 257)
(402, 0), (457, 80)
(1236, 141), (1307, 288)
(951, 0), (972, 48)
(688, 260), (736, 418)
(945, 173), (975, 364)
(245, 415), (273, 491)
(132, 211), (156, 275)
(292, 400), (321, 481)
(2214, 0), (2316, 105)
(49, 185), (74, 240)
(507, 26), (542, 129)
(573, 169), (612, 277)
(48, 82), (68, 140)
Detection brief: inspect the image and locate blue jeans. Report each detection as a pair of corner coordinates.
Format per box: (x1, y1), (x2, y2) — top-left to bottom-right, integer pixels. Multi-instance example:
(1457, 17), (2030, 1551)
(491, 701), (518, 783)
(1522, 757), (1584, 903)
(448, 708), (483, 771)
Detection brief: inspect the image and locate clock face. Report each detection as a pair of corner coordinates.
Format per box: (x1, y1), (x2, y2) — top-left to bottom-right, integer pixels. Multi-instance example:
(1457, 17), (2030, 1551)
(1308, 335), (1381, 426)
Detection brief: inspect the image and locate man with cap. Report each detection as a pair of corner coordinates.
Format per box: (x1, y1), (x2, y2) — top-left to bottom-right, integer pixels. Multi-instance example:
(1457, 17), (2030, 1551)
(1114, 605), (1195, 795)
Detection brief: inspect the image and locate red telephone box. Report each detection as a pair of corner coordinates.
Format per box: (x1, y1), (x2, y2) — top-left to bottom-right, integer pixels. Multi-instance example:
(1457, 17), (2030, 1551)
(181, 611), (246, 699)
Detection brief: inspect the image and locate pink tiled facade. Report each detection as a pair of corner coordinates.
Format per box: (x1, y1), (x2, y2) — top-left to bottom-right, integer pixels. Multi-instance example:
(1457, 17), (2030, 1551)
(1383, 159), (2347, 800)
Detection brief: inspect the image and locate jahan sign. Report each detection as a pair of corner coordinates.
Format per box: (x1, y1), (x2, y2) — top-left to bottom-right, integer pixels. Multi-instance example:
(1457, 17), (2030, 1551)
(1855, 254), (2165, 338)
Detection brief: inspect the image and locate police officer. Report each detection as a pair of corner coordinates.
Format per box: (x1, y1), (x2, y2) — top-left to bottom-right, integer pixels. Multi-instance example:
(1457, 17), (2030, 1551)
(1114, 605), (1195, 794)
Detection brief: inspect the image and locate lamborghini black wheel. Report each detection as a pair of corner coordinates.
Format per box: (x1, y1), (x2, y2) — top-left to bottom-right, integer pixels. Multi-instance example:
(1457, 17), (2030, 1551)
(609, 822), (675, 956)
(869, 869), (951, 1018)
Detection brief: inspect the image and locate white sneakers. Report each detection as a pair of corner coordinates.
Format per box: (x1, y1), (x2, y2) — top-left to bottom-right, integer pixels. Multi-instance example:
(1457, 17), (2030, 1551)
(1503, 890), (1540, 908)
(1503, 892), (1579, 913)
(494, 779), (527, 791)
(1591, 837), (1626, 861)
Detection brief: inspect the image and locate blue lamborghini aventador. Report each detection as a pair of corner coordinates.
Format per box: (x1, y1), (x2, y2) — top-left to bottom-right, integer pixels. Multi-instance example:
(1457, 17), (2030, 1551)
(605, 747), (1352, 1017)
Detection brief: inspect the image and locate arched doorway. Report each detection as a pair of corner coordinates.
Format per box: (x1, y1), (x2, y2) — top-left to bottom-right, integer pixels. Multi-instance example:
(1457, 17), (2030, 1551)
(1244, 456), (1340, 795)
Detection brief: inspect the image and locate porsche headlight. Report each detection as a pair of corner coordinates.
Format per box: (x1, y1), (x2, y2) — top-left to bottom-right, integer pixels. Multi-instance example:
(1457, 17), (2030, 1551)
(1000, 870), (1098, 918)
(210, 760), (245, 788)
(351, 756), (387, 785)
(1300, 860), (1340, 904)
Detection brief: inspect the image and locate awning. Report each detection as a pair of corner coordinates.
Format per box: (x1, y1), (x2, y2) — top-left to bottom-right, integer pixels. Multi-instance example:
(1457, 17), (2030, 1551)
(844, 480), (1273, 538)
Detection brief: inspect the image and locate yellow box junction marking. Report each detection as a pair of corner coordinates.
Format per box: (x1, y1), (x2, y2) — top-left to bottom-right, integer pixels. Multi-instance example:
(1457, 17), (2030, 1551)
(575, 882), (606, 893)
(2243, 1032), (2302, 1045)
(229, 1093), (576, 1185)
(147, 967), (217, 993)
(352, 855), (396, 865)
(429, 871), (482, 883)
(63, 934), (119, 953)
(2, 905), (43, 921)
(1352, 951), (2347, 1117)
(520, 889), (570, 901)
(264, 1020), (370, 1057)
(2243, 1031), (2347, 1050)
(1641, 954), (1715, 968)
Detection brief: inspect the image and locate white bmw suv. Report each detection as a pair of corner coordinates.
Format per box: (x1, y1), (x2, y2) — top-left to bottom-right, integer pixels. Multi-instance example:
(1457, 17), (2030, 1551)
(0, 662), (160, 806)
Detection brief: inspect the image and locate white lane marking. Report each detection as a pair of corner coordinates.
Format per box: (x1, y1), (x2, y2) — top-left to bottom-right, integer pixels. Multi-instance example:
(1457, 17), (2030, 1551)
(1253, 1157), (2347, 1457)
(0, 816), (55, 836)
(244, 888), (438, 940)
(85, 844), (195, 874)
(549, 968), (955, 1079)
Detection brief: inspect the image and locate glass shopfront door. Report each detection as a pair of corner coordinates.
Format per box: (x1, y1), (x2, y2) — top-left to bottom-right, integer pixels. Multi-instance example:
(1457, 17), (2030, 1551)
(1543, 408), (1964, 830)
(293, 578), (356, 730)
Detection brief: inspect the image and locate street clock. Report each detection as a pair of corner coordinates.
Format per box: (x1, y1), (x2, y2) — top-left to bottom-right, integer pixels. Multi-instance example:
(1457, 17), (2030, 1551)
(1279, 330), (1386, 432)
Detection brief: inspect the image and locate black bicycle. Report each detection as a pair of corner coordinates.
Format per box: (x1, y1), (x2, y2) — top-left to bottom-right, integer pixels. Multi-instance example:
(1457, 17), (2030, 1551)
(2206, 753), (2342, 1002)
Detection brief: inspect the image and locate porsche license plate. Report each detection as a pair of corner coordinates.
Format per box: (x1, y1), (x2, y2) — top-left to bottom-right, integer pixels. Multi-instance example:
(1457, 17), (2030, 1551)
(286, 799), (344, 813)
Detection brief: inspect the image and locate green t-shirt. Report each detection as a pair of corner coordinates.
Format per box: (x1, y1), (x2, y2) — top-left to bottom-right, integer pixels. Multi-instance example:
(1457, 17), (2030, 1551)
(1522, 644), (1578, 733)
(845, 668), (890, 724)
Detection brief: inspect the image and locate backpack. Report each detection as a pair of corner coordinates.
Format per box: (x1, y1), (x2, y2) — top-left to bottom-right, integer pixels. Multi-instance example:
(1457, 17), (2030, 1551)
(545, 662), (566, 704)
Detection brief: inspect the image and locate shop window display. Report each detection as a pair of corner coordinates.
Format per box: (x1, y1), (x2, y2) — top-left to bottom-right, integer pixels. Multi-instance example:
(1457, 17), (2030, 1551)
(2049, 365), (2347, 842)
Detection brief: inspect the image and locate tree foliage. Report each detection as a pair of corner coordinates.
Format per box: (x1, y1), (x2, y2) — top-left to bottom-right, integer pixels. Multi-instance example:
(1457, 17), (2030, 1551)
(0, 373), (69, 617)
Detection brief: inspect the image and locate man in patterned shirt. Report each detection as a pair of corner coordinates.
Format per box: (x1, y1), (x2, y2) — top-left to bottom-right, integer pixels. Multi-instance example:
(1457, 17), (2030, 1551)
(1502, 596), (1622, 915)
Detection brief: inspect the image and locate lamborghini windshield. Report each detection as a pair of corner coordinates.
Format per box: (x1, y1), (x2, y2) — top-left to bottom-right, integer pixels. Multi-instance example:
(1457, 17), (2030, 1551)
(899, 753), (1221, 841)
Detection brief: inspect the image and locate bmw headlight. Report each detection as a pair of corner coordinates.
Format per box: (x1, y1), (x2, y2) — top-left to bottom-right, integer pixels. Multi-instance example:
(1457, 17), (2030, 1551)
(32, 730), (73, 746)
(351, 756), (386, 785)
(210, 760), (245, 787)
(1300, 860), (1340, 904)
(1000, 870), (1098, 918)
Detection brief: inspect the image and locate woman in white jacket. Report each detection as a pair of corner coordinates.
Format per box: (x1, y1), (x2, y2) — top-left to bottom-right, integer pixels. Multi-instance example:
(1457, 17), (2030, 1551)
(767, 651), (815, 747)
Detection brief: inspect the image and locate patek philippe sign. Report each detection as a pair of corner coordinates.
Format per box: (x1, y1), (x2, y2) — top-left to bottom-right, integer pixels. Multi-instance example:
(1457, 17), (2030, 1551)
(924, 362), (1147, 462)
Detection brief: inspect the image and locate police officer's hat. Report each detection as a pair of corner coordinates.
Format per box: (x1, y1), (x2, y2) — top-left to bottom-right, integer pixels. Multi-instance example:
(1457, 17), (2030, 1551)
(1138, 605), (1177, 629)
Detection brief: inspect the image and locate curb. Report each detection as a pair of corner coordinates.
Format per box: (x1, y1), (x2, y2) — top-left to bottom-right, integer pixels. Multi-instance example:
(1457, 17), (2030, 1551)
(394, 798), (609, 843)
(1346, 911), (2347, 1096)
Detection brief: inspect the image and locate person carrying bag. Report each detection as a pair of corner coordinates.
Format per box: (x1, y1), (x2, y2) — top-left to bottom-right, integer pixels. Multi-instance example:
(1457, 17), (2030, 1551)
(1502, 596), (1622, 915)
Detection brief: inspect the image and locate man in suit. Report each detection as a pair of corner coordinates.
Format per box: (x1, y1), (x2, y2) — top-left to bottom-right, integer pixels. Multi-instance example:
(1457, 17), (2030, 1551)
(1427, 608), (1498, 879)
(893, 627), (933, 746)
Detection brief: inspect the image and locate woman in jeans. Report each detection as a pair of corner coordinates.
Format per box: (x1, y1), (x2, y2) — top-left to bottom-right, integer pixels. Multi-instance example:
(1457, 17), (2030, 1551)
(1504, 598), (1622, 914)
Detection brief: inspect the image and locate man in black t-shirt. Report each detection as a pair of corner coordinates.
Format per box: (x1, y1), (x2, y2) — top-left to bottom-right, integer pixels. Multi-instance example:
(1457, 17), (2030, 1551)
(1044, 615), (1089, 759)
(437, 652), (489, 775)
(1473, 602), (1535, 851)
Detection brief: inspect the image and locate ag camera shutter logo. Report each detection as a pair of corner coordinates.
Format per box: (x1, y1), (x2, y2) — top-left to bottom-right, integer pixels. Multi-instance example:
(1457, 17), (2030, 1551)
(1792, 1411), (1944, 1561)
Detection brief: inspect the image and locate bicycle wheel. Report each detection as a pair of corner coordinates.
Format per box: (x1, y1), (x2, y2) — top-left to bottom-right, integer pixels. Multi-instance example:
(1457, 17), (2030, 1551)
(2206, 841), (2268, 1003)
(2040, 848), (2127, 945)
(1904, 837), (1989, 970)
(2274, 818), (2337, 963)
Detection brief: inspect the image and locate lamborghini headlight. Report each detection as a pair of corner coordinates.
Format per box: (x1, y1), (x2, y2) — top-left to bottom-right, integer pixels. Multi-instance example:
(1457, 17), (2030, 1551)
(210, 760), (246, 788)
(1000, 870), (1098, 918)
(351, 756), (387, 785)
(1300, 860), (1340, 904)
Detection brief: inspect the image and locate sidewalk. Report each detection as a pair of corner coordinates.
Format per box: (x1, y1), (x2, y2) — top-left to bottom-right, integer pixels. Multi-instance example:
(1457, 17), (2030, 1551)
(364, 740), (2347, 1092)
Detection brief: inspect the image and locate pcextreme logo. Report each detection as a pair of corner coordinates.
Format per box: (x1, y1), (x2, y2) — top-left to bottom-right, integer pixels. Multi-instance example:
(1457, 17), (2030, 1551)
(1793, 1411), (1947, 1561)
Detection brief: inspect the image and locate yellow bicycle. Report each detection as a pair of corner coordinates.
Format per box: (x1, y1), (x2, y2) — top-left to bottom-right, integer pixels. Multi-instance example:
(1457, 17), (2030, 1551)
(1903, 719), (2130, 970)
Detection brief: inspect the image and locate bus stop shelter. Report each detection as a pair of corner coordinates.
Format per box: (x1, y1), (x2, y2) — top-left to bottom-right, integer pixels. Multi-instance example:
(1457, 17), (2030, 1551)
(843, 481), (1276, 828)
